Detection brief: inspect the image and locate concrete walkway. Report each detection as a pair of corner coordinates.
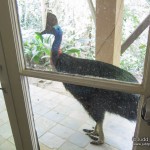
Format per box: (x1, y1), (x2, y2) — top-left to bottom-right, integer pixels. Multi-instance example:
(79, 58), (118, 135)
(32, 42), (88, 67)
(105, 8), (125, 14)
(30, 84), (136, 150)
(0, 84), (136, 150)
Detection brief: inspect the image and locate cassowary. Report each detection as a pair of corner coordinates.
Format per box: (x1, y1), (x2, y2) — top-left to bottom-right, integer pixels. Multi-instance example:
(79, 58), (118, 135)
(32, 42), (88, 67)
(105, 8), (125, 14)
(40, 17), (139, 145)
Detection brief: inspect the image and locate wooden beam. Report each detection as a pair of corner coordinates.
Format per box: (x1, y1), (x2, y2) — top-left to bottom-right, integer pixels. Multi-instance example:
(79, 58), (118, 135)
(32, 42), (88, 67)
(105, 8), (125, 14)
(96, 0), (124, 66)
(121, 14), (150, 54)
(20, 69), (144, 95)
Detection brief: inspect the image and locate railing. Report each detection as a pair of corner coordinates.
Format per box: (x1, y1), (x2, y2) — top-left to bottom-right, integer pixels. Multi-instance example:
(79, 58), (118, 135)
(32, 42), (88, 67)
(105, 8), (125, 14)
(87, 0), (150, 54)
(121, 14), (150, 54)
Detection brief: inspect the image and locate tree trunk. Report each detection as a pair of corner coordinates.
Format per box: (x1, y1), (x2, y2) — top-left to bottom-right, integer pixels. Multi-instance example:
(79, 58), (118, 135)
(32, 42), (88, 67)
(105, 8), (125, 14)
(40, 0), (48, 30)
(24, 0), (29, 28)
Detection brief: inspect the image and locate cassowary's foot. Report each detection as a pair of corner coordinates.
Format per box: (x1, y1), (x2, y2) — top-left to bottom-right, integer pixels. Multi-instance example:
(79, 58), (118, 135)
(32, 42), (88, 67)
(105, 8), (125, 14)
(90, 139), (104, 145)
(88, 134), (98, 141)
(83, 129), (94, 134)
(86, 131), (99, 136)
(88, 121), (104, 145)
(83, 122), (104, 145)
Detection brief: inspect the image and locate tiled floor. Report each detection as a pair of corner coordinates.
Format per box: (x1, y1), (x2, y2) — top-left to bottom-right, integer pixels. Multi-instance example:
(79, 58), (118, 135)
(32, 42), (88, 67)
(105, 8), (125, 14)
(0, 89), (16, 150)
(0, 83), (136, 150)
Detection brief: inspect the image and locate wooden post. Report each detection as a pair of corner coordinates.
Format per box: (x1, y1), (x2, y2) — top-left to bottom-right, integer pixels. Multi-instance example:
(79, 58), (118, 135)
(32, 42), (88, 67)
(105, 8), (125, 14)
(96, 0), (124, 66)
(40, 0), (49, 30)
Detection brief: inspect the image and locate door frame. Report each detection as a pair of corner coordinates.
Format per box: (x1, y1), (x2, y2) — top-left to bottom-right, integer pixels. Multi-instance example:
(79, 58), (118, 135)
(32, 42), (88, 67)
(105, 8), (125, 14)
(133, 27), (150, 150)
(0, 0), (150, 150)
(0, 1), (39, 150)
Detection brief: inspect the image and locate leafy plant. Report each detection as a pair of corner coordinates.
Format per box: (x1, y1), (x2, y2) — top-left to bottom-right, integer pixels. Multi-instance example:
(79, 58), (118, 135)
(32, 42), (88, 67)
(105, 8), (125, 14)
(24, 31), (82, 68)
(23, 32), (51, 67)
(63, 48), (81, 57)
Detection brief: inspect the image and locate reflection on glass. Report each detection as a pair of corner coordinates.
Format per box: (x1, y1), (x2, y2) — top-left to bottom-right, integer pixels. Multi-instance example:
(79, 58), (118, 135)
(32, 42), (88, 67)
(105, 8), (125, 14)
(29, 77), (138, 149)
(0, 83), (16, 150)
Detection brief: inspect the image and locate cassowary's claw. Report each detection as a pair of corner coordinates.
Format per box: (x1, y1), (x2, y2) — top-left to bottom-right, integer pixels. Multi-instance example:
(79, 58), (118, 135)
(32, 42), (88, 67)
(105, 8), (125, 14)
(83, 129), (94, 133)
(90, 139), (104, 145)
(87, 134), (98, 141)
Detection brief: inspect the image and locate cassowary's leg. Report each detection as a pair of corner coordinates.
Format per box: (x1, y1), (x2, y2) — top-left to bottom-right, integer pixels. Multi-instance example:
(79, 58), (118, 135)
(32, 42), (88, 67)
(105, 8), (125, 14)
(90, 121), (104, 145)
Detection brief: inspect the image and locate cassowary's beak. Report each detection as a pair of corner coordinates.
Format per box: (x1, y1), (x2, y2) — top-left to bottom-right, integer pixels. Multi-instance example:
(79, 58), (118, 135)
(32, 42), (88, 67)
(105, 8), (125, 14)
(40, 12), (58, 35)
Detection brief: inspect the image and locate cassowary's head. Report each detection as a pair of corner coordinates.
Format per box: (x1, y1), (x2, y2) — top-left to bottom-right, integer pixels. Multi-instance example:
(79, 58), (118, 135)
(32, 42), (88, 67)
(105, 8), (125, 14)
(40, 13), (63, 65)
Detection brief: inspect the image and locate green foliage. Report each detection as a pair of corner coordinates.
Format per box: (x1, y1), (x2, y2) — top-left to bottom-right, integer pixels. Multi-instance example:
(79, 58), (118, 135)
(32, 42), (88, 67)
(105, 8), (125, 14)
(63, 48), (81, 57)
(121, 3), (149, 79)
(23, 32), (51, 66)
(120, 43), (147, 78)
(23, 32), (82, 67)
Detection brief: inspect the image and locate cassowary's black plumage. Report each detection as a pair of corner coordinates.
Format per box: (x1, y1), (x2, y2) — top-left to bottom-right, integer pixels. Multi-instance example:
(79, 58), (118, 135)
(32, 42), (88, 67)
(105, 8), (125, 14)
(51, 47), (139, 145)
(52, 51), (139, 122)
(41, 20), (139, 144)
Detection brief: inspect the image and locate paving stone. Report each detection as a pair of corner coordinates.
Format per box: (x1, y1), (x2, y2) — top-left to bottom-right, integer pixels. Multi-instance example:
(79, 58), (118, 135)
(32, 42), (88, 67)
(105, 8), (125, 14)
(0, 141), (16, 150)
(33, 103), (51, 115)
(60, 117), (85, 130)
(105, 135), (132, 150)
(69, 132), (90, 148)
(50, 124), (75, 139)
(0, 110), (9, 126)
(69, 102), (85, 112)
(36, 117), (56, 130)
(33, 113), (41, 120)
(31, 101), (37, 107)
(0, 135), (5, 144)
(35, 90), (50, 98)
(40, 143), (55, 150)
(85, 143), (118, 150)
(31, 95), (43, 105)
(0, 91), (4, 100)
(35, 117), (56, 137)
(0, 103), (6, 113)
(103, 112), (135, 150)
(86, 118), (95, 126)
(43, 92), (61, 101)
(50, 94), (68, 104)
(69, 110), (89, 122)
(53, 104), (72, 115)
(59, 141), (84, 150)
(39, 132), (65, 149)
(8, 136), (15, 144)
(60, 97), (77, 107)
(0, 123), (13, 139)
(38, 100), (58, 110)
(44, 111), (66, 123)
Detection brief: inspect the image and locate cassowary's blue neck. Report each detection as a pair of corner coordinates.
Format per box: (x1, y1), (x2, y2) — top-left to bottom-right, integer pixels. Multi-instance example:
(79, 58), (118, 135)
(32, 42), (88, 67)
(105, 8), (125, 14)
(52, 25), (63, 52)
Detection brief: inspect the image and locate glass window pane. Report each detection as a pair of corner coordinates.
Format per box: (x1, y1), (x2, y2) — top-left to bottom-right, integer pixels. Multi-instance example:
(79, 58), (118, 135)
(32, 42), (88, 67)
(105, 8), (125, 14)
(29, 77), (138, 150)
(16, 0), (149, 84)
(121, 0), (149, 83)
(0, 83), (16, 150)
